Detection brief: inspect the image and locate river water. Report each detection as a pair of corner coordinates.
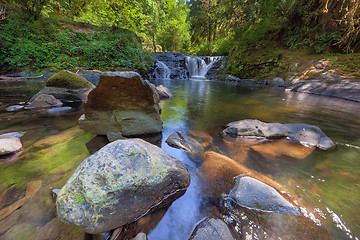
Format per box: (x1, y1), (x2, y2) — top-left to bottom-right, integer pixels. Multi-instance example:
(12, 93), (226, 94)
(0, 78), (359, 240)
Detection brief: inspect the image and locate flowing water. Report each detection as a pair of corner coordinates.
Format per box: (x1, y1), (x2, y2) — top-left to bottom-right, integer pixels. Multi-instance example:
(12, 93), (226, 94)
(0, 78), (359, 240)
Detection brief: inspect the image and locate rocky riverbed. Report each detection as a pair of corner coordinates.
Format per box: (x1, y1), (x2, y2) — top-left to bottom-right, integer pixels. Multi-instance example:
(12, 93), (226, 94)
(0, 64), (360, 240)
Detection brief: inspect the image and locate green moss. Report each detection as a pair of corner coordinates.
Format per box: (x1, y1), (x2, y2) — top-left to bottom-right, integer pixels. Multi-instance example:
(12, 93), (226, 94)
(46, 70), (91, 89)
(74, 193), (87, 203)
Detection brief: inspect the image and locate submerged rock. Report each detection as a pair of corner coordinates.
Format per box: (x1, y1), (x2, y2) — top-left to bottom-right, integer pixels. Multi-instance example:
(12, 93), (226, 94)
(223, 119), (335, 150)
(189, 218), (235, 240)
(79, 71), (163, 136)
(56, 138), (190, 234)
(165, 130), (213, 154)
(229, 176), (300, 215)
(26, 94), (63, 109)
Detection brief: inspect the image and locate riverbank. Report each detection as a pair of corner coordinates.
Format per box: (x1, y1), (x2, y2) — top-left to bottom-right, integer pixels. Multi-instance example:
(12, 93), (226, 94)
(210, 50), (360, 102)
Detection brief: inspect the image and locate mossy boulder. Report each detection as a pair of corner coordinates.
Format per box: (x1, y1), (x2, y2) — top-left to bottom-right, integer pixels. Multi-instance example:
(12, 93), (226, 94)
(56, 138), (190, 234)
(46, 70), (91, 89)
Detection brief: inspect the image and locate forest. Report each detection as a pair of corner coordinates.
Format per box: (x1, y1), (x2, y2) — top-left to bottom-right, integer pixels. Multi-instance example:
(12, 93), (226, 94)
(1, 0), (359, 77)
(1, 1), (360, 240)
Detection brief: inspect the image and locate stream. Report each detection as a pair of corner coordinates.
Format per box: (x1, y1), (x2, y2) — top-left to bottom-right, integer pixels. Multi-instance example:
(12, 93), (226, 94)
(0, 78), (359, 240)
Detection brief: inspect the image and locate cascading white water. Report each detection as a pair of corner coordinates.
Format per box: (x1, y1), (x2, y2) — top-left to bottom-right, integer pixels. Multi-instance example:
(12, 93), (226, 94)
(185, 56), (220, 79)
(152, 60), (171, 79)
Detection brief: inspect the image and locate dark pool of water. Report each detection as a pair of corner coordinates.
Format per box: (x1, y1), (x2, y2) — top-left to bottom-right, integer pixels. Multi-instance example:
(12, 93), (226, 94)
(0, 79), (359, 240)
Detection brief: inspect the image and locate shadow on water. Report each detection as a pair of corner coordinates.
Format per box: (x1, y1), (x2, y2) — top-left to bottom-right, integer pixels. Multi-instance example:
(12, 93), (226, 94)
(0, 78), (359, 239)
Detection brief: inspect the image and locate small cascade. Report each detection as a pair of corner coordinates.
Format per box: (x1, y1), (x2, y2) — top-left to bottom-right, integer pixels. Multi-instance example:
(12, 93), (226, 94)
(149, 52), (223, 80)
(152, 60), (171, 79)
(185, 56), (221, 79)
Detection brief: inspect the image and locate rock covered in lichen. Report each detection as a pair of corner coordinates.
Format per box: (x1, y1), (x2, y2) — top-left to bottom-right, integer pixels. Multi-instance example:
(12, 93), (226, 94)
(56, 138), (190, 234)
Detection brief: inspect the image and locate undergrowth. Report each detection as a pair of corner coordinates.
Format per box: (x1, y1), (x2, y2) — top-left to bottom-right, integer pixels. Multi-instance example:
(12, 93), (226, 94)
(0, 14), (154, 73)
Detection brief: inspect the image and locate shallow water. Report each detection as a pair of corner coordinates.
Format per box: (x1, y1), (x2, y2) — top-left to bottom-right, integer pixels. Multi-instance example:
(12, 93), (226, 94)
(0, 79), (359, 240)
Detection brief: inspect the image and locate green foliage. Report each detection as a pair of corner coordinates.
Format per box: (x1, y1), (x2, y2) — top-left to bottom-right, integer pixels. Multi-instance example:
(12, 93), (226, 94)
(286, 29), (342, 53)
(0, 14), (154, 72)
(46, 70), (91, 89)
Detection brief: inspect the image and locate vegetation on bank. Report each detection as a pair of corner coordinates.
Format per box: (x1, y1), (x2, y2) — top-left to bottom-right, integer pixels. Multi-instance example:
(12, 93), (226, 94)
(0, 0), (359, 78)
(0, 13), (154, 73)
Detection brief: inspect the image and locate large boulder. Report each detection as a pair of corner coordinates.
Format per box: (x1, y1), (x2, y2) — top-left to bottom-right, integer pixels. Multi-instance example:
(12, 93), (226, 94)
(56, 138), (190, 234)
(30, 70), (93, 103)
(223, 119), (335, 150)
(229, 176), (300, 215)
(189, 218), (235, 240)
(78, 71), (163, 136)
(26, 94), (63, 109)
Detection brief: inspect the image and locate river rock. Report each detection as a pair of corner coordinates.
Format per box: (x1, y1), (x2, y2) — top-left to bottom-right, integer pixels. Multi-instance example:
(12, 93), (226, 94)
(284, 123), (335, 150)
(272, 77), (286, 87)
(0, 132), (24, 139)
(5, 105), (24, 112)
(229, 176), (300, 215)
(0, 137), (22, 156)
(223, 119), (290, 138)
(223, 119), (335, 150)
(46, 106), (72, 115)
(165, 130), (213, 154)
(29, 70), (93, 103)
(189, 218), (235, 240)
(56, 138), (190, 234)
(78, 71), (163, 136)
(155, 85), (172, 99)
(287, 79), (360, 102)
(26, 94), (63, 109)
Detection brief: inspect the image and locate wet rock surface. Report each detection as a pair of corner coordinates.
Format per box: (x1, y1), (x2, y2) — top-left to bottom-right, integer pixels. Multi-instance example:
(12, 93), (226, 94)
(155, 85), (172, 100)
(189, 218), (235, 240)
(28, 70), (94, 103)
(26, 94), (63, 109)
(56, 138), (190, 234)
(223, 119), (335, 150)
(0, 138), (22, 157)
(0, 132), (23, 157)
(287, 79), (360, 102)
(5, 105), (24, 112)
(152, 52), (190, 79)
(79, 71), (163, 136)
(229, 176), (300, 215)
(29, 87), (93, 103)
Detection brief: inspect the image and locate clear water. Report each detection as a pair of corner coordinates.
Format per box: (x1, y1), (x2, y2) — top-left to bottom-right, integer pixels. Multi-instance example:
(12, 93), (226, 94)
(0, 79), (359, 240)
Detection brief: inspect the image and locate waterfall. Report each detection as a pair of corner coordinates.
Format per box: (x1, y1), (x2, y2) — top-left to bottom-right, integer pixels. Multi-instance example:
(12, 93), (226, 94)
(185, 56), (220, 79)
(150, 52), (223, 80)
(152, 60), (171, 79)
